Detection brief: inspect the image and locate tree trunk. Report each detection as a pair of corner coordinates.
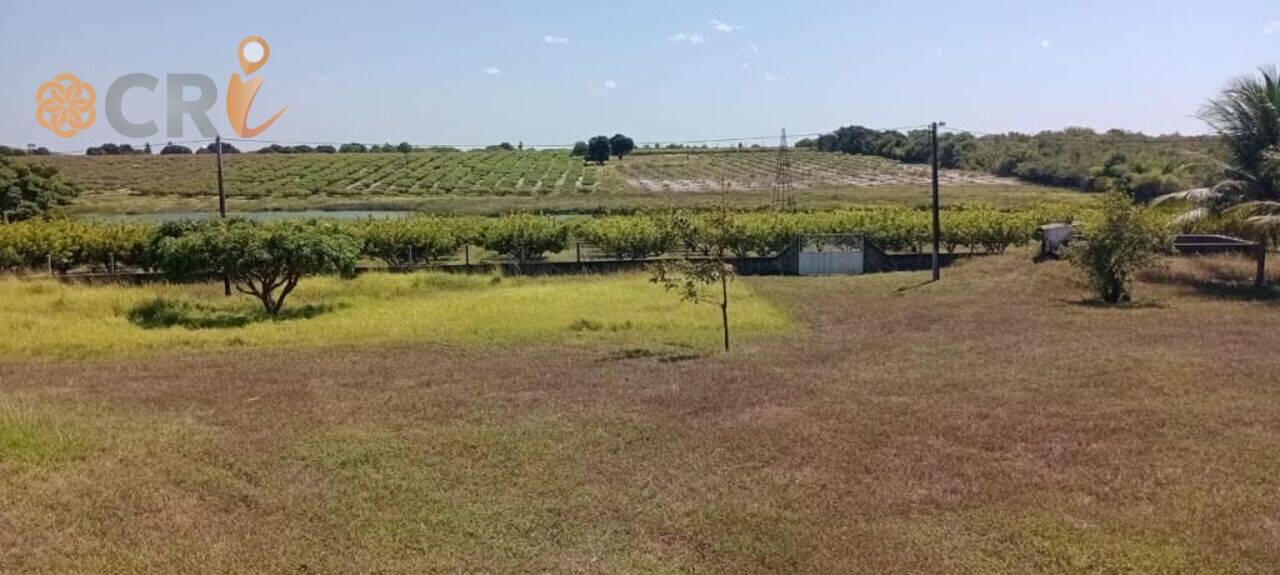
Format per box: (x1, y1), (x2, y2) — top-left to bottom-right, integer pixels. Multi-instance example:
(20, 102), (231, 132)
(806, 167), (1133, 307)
(1257, 239), (1267, 288)
(720, 272), (730, 352)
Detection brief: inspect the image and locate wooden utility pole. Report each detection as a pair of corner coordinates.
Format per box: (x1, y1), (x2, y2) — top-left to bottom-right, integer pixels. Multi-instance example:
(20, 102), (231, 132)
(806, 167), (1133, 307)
(215, 136), (231, 295)
(930, 122), (942, 282)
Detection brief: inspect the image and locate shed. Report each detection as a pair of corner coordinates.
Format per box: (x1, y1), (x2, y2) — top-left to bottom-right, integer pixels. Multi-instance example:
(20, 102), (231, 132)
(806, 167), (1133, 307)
(1036, 223), (1075, 259)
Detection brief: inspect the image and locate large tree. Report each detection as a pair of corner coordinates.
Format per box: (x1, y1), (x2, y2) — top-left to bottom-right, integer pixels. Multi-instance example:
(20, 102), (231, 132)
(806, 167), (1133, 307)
(586, 136), (611, 165)
(609, 134), (635, 160)
(0, 157), (79, 222)
(156, 220), (360, 316)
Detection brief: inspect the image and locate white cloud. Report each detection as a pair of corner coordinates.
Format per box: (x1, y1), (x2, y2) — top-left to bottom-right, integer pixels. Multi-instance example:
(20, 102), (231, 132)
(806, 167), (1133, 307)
(603, 80), (618, 90)
(740, 42), (760, 54)
(315, 74), (338, 85)
(667, 32), (705, 44)
(1265, 21), (1280, 35)
(740, 61), (749, 69)
(763, 72), (778, 81)
(710, 19), (744, 33)
(543, 35), (570, 45)
(1040, 39), (1052, 49)
(484, 66), (501, 75)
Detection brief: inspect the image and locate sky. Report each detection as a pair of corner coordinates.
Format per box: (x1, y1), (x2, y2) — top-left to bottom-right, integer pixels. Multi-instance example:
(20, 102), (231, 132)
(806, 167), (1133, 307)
(4, 0), (1280, 152)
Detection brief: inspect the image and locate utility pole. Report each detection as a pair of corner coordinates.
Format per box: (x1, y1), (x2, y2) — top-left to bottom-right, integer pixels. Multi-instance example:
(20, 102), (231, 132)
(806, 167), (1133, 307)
(215, 136), (231, 296)
(930, 122), (942, 281)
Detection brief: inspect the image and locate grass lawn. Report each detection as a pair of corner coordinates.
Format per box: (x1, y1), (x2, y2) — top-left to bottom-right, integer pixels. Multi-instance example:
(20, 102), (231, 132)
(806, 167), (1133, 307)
(2, 252), (1279, 572)
(0, 272), (792, 360)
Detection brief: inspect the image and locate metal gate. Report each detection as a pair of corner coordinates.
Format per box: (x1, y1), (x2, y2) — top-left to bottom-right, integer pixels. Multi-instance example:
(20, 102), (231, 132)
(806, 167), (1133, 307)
(796, 235), (864, 275)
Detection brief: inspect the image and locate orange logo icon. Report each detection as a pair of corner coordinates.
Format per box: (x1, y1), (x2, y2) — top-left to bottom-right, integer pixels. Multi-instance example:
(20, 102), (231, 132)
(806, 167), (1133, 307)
(35, 73), (96, 138)
(227, 36), (287, 138)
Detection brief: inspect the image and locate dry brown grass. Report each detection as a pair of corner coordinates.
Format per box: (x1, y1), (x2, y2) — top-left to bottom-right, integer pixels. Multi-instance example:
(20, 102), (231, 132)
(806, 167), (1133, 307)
(3, 251), (1280, 573)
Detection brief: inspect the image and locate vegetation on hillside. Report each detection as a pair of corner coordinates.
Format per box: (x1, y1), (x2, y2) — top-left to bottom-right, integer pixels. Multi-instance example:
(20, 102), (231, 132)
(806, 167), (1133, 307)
(0, 157), (78, 223)
(799, 125), (1217, 197)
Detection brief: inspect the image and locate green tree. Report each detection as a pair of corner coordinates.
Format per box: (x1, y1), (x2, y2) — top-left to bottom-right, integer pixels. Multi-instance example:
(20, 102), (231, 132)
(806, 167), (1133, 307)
(609, 134), (635, 160)
(160, 143), (192, 155)
(1070, 192), (1169, 304)
(156, 220), (360, 316)
(0, 157), (79, 222)
(571, 141), (588, 157)
(586, 136), (611, 165)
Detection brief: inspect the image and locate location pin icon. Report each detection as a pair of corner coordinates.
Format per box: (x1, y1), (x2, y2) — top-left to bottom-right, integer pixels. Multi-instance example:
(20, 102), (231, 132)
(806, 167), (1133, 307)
(238, 36), (269, 75)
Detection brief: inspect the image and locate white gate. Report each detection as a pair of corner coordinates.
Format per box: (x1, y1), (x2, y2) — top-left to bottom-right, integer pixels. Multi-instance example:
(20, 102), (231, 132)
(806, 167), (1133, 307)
(796, 235), (864, 275)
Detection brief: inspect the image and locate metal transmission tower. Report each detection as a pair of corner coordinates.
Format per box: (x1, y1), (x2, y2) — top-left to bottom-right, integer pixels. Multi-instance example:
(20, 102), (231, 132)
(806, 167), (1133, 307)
(770, 128), (795, 211)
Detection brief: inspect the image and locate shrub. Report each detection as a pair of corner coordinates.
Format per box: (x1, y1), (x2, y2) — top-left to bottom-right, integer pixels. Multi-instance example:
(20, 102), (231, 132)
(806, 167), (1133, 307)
(357, 216), (459, 267)
(578, 215), (672, 260)
(1069, 192), (1169, 303)
(480, 214), (568, 263)
(0, 157), (79, 222)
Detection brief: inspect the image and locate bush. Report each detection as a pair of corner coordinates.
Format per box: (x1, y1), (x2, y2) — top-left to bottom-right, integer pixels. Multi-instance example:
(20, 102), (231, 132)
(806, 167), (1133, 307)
(357, 216), (460, 267)
(480, 214), (568, 263)
(0, 157), (79, 222)
(1069, 192), (1169, 303)
(579, 215), (672, 260)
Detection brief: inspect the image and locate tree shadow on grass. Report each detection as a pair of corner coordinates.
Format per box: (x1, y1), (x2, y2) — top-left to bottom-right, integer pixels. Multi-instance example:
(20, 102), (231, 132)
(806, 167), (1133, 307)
(602, 347), (705, 364)
(1139, 259), (1280, 303)
(127, 298), (343, 330)
(1064, 298), (1168, 310)
(1146, 275), (1280, 303)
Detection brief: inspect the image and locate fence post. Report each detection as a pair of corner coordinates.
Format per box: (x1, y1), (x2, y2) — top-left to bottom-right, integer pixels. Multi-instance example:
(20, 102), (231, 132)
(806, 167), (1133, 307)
(464, 245), (470, 267)
(576, 242), (582, 264)
(408, 245), (415, 267)
(47, 254), (53, 276)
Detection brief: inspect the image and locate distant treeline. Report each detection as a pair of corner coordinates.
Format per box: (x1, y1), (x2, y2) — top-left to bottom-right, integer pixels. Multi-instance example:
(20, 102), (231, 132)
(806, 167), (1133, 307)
(0, 145), (51, 156)
(797, 126), (1220, 200)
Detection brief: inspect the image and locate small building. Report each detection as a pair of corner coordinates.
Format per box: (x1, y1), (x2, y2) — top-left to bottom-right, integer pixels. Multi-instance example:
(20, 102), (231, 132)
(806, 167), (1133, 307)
(1036, 223), (1075, 259)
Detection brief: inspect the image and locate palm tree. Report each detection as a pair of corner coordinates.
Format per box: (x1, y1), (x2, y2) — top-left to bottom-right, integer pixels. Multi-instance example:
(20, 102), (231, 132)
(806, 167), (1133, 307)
(1155, 66), (1280, 268)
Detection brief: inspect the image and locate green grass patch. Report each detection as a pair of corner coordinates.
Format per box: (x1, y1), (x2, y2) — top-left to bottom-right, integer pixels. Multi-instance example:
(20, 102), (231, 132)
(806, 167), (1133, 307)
(0, 272), (792, 360)
(0, 402), (89, 467)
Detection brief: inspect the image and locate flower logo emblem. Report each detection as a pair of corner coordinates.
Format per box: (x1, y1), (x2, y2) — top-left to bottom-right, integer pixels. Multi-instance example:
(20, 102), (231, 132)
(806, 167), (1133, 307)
(35, 73), (96, 138)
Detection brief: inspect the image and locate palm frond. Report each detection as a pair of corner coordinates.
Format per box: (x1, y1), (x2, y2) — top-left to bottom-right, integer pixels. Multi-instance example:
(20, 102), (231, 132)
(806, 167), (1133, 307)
(1243, 214), (1280, 244)
(1226, 200), (1280, 217)
(1169, 207), (1212, 231)
(1150, 188), (1219, 206)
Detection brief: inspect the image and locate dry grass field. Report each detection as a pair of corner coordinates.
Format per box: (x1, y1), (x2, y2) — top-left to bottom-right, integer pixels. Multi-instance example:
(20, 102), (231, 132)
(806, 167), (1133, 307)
(2, 251), (1279, 573)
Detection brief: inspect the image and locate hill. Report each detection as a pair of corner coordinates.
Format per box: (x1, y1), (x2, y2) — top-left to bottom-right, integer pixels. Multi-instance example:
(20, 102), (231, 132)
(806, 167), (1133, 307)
(26, 149), (1090, 215)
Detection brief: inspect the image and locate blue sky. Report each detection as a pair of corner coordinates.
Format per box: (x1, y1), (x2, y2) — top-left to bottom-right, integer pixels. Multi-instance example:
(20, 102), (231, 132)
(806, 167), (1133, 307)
(4, 0), (1280, 151)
